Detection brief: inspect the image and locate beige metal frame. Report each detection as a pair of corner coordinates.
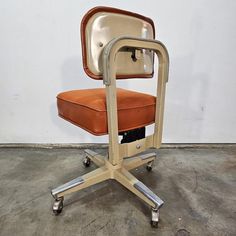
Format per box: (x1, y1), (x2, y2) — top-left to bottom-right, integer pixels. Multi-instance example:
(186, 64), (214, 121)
(51, 36), (169, 214)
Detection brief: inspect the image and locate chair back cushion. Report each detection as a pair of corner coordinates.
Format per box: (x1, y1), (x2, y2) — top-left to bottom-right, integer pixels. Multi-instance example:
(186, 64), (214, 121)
(81, 6), (155, 80)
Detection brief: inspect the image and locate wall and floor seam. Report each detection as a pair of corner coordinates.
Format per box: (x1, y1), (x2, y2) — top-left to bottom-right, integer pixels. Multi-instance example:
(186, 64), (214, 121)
(0, 143), (235, 149)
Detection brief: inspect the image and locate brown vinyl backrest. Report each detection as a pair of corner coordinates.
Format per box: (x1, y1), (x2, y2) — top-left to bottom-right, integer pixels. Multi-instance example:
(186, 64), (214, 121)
(81, 6), (155, 80)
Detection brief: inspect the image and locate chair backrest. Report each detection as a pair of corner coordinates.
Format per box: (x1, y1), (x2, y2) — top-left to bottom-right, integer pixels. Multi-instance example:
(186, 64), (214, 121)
(81, 6), (155, 80)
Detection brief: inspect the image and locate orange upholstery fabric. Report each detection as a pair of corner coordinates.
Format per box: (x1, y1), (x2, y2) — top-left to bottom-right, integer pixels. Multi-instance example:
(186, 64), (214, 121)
(57, 88), (156, 135)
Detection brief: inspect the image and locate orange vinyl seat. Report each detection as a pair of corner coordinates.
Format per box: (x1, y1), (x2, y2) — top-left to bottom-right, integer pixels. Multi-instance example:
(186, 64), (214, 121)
(57, 88), (156, 135)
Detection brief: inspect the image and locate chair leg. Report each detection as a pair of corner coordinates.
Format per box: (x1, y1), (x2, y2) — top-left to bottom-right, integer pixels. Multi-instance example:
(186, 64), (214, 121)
(114, 167), (164, 209)
(114, 167), (163, 227)
(51, 166), (109, 200)
(123, 152), (156, 171)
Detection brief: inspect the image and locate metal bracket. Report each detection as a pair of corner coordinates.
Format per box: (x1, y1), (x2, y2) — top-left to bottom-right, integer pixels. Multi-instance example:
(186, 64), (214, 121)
(120, 127), (145, 144)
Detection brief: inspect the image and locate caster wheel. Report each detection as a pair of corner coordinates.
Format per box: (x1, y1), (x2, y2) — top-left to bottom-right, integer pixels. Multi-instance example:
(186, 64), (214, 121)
(150, 208), (159, 228)
(146, 161), (153, 172)
(52, 197), (64, 215)
(146, 165), (152, 171)
(150, 220), (158, 228)
(83, 157), (91, 167)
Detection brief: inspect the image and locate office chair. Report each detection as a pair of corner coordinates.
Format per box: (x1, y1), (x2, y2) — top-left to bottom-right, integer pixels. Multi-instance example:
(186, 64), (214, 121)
(51, 6), (169, 227)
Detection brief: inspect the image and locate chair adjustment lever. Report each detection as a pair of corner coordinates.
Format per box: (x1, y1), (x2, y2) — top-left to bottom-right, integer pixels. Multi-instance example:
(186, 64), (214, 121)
(131, 48), (142, 62)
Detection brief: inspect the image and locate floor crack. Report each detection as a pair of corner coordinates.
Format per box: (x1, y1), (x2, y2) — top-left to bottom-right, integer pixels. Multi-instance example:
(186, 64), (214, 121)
(193, 168), (198, 193)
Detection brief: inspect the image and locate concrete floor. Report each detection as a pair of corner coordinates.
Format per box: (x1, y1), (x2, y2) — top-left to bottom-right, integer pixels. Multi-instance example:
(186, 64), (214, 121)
(0, 147), (235, 236)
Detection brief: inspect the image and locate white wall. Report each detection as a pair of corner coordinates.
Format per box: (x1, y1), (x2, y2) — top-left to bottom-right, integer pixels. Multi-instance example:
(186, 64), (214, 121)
(0, 0), (236, 143)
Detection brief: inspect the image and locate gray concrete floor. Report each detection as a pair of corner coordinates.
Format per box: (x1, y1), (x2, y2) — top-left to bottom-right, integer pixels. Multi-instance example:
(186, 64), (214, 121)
(0, 147), (235, 236)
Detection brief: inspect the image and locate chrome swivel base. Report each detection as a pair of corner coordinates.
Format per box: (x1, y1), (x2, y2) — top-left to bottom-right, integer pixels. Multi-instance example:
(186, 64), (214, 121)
(51, 150), (163, 226)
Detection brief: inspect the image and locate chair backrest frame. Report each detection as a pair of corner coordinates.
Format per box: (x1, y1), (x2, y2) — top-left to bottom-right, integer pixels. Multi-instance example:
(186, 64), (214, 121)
(102, 36), (169, 165)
